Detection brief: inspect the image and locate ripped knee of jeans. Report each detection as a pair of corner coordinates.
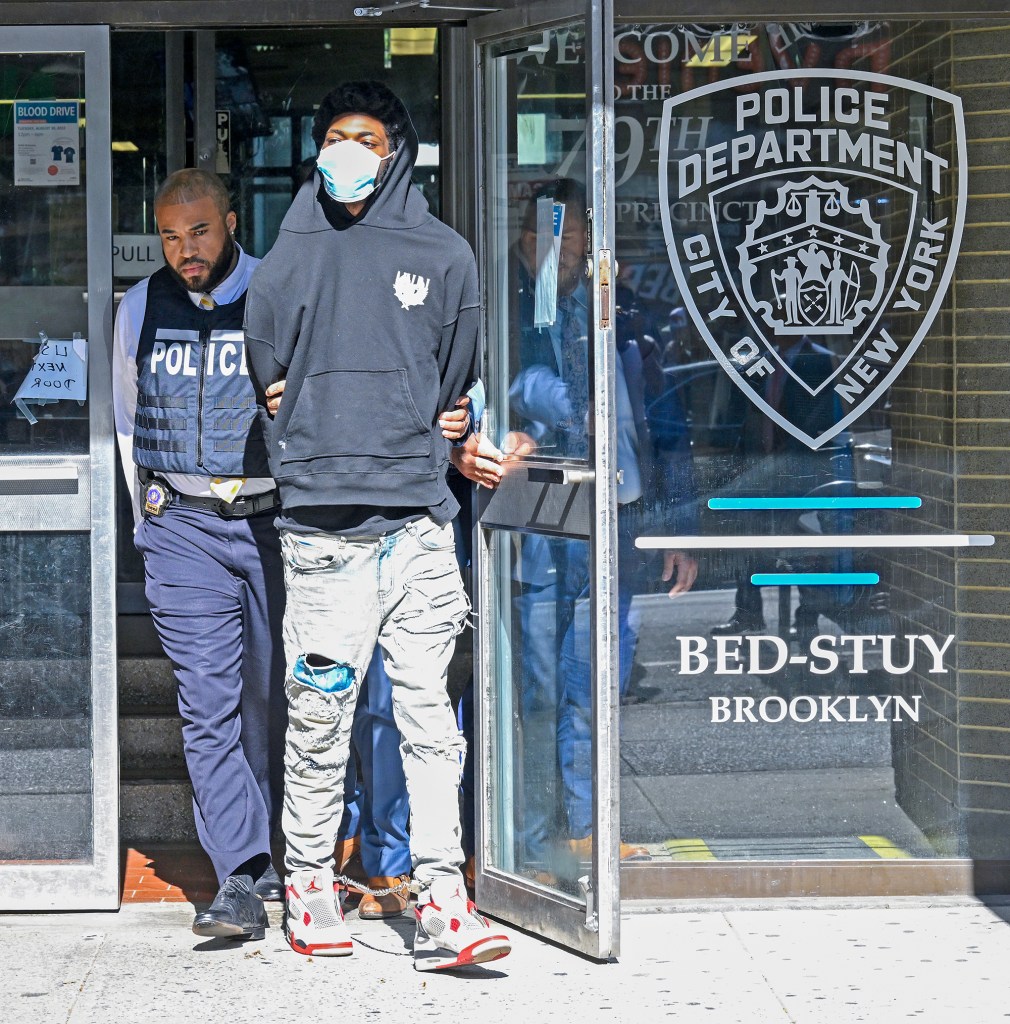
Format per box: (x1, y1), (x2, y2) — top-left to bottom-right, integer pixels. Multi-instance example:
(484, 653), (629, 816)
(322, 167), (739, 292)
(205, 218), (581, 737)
(287, 653), (356, 746)
(400, 735), (467, 784)
(290, 751), (346, 780)
(291, 652), (355, 694)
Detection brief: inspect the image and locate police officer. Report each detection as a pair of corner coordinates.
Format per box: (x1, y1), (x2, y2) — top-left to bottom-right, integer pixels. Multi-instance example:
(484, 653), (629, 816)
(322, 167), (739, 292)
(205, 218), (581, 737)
(112, 169), (285, 940)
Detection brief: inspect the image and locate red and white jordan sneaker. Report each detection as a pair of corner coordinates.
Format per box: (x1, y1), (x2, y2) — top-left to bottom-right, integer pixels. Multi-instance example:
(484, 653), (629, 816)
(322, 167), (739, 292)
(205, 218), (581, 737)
(284, 868), (353, 957)
(413, 884), (511, 972)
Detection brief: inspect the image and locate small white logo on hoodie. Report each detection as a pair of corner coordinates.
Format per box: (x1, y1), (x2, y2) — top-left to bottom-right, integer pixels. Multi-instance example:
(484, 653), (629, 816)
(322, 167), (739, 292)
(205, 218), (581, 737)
(394, 271), (430, 310)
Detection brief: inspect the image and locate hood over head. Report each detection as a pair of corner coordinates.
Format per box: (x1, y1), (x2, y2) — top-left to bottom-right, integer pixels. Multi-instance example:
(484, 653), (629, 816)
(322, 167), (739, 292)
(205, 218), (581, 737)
(281, 80), (428, 232)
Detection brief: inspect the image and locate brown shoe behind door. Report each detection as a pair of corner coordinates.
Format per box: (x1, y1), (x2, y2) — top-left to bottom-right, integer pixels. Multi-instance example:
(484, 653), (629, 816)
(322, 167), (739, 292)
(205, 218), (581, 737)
(357, 875), (410, 919)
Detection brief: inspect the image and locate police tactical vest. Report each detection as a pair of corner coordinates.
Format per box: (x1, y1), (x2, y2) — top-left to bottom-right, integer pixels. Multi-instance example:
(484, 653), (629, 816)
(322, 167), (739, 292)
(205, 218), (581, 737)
(133, 267), (270, 477)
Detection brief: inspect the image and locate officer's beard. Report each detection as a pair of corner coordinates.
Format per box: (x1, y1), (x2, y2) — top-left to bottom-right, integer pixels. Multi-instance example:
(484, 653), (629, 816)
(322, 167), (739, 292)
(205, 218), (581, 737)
(171, 235), (237, 294)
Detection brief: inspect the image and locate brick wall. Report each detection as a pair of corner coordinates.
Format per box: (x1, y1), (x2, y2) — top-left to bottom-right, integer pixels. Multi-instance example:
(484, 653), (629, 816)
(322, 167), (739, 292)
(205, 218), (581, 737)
(886, 21), (1010, 857)
(950, 22), (1010, 858)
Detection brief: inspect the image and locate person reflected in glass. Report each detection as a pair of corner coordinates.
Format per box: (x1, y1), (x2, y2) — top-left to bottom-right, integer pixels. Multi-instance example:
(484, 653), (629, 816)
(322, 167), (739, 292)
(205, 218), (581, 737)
(504, 178), (698, 882)
(711, 333), (853, 642)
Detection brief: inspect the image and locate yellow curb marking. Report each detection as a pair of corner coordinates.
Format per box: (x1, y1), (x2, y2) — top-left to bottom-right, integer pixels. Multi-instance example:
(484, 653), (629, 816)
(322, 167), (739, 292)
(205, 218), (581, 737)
(859, 835), (911, 859)
(663, 838), (717, 861)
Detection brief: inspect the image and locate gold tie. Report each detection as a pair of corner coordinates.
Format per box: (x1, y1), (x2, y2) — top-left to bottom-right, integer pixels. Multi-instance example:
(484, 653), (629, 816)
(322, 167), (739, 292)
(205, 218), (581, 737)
(199, 293), (215, 310)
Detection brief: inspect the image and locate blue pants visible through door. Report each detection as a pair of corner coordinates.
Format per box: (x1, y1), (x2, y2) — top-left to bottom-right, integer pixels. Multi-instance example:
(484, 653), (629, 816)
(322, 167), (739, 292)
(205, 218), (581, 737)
(135, 504), (286, 884)
(511, 505), (644, 859)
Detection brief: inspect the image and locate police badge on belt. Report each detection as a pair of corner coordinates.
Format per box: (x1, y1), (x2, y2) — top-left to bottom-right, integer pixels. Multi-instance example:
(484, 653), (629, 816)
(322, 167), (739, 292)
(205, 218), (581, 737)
(143, 479), (171, 517)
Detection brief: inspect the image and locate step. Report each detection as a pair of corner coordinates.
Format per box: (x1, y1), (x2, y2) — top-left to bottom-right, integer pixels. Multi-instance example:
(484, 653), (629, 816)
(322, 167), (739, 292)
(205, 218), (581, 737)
(0, 717), (89, 751)
(0, 793), (93, 860)
(119, 711), (185, 773)
(0, 660), (91, 714)
(118, 656), (177, 709)
(117, 614), (164, 657)
(0, 740), (97, 860)
(0, 655), (175, 712)
(0, 745), (91, 794)
(120, 779), (197, 844)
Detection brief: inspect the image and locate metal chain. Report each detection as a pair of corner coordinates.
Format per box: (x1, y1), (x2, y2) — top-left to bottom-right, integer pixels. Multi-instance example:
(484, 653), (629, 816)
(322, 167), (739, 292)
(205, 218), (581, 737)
(348, 935), (413, 958)
(338, 874), (414, 956)
(335, 874), (411, 898)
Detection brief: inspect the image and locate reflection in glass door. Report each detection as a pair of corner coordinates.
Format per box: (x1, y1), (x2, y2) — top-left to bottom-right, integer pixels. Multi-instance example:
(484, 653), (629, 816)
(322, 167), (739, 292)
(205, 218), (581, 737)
(469, 0), (620, 957)
(0, 27), (117, 909)
(606, 14), (996, 893)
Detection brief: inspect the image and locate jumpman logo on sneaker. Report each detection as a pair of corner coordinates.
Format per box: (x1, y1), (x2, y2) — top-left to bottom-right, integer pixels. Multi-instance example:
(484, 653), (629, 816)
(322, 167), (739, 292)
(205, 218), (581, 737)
(304, 876), (323, 894)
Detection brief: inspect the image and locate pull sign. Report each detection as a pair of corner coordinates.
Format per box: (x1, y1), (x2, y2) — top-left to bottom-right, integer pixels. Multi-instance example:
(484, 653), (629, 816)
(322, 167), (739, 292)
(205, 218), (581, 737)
(215, 110), (231, 174)
(597, 248), (613, 330)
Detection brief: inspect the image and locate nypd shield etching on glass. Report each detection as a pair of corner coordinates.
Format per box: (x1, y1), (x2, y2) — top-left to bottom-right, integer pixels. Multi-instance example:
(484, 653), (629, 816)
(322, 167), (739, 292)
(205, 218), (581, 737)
(659, 68), (966, 449)
(739, 176), (889, 337)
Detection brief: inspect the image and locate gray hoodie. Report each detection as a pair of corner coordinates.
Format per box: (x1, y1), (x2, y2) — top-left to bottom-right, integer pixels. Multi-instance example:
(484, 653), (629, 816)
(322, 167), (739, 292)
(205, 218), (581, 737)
(244, 119), (478, 526)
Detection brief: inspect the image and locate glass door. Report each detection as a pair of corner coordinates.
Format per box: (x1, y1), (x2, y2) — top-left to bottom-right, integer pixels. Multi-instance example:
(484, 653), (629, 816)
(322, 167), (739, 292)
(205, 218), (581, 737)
(0, 26), (117, 910)
(468, 0), (619, 958)
(605, 12), (987, 898)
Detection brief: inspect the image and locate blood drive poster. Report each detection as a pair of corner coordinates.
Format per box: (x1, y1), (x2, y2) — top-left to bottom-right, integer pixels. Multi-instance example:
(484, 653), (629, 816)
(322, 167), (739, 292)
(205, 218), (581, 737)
(14, 99), (81, 186)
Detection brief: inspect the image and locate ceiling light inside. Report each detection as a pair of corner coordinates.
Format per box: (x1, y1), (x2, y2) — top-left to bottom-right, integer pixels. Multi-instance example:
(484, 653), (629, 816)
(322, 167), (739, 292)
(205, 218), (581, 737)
(388, 28), (437, 56)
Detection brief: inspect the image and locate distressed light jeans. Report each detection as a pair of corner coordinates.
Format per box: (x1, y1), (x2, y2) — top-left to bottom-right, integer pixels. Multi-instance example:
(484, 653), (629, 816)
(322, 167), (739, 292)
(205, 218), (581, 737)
(280, 516), (470, 893)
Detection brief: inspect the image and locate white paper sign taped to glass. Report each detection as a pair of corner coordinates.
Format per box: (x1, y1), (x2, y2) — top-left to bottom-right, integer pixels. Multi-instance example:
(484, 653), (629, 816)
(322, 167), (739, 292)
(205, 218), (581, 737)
(658, 69), (966, 450)
(13, 332), (88, 424)
(534, 198), (565, 328)
(14, 101), (81, 186)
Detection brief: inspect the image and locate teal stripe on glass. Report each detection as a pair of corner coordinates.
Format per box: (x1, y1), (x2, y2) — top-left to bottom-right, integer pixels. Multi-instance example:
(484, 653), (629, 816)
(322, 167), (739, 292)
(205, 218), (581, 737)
(751, 573), (880, 586)
(709, 497), (921, 510)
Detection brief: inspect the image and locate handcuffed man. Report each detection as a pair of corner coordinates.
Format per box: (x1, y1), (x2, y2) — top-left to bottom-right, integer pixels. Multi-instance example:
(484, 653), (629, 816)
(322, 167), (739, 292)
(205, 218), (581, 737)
(245, 80), (511, 971)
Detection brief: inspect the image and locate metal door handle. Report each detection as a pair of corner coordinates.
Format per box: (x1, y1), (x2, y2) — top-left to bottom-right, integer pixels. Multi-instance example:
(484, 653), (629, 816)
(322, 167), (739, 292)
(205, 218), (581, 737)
(527, 467), (595, 486)
(597, 249), (612, 330)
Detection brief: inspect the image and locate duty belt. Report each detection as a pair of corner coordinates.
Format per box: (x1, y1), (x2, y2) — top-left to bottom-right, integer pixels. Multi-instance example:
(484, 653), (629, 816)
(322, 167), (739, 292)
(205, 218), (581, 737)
(141, 471), (280, 519)
(172, 489), (279, 519)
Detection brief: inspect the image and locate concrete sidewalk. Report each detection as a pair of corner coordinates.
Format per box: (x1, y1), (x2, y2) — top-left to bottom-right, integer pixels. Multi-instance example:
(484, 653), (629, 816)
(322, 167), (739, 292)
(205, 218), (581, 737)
(6, 897), (1010, 1023)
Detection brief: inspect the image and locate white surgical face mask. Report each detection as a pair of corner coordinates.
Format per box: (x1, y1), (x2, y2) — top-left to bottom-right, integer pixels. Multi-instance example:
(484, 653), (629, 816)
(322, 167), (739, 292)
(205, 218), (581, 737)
(316, 139), (393, 204)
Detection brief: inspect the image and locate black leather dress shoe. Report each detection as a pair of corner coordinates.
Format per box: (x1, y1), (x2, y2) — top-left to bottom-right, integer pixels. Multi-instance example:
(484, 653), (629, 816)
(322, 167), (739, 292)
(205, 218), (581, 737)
(253, 862), (284, 902)
(711, 613), (766, 635)
(192, 874), (268, 940)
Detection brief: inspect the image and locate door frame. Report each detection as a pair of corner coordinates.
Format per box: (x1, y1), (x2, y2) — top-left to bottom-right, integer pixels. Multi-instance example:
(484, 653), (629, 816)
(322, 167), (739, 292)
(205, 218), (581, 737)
(467, 0), (620, 959)
(0, 25), (117, 911)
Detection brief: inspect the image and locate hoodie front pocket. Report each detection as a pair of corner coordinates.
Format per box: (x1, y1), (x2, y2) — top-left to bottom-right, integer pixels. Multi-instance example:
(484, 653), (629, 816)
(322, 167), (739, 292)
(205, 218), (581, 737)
(280, 368), (430, 464)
